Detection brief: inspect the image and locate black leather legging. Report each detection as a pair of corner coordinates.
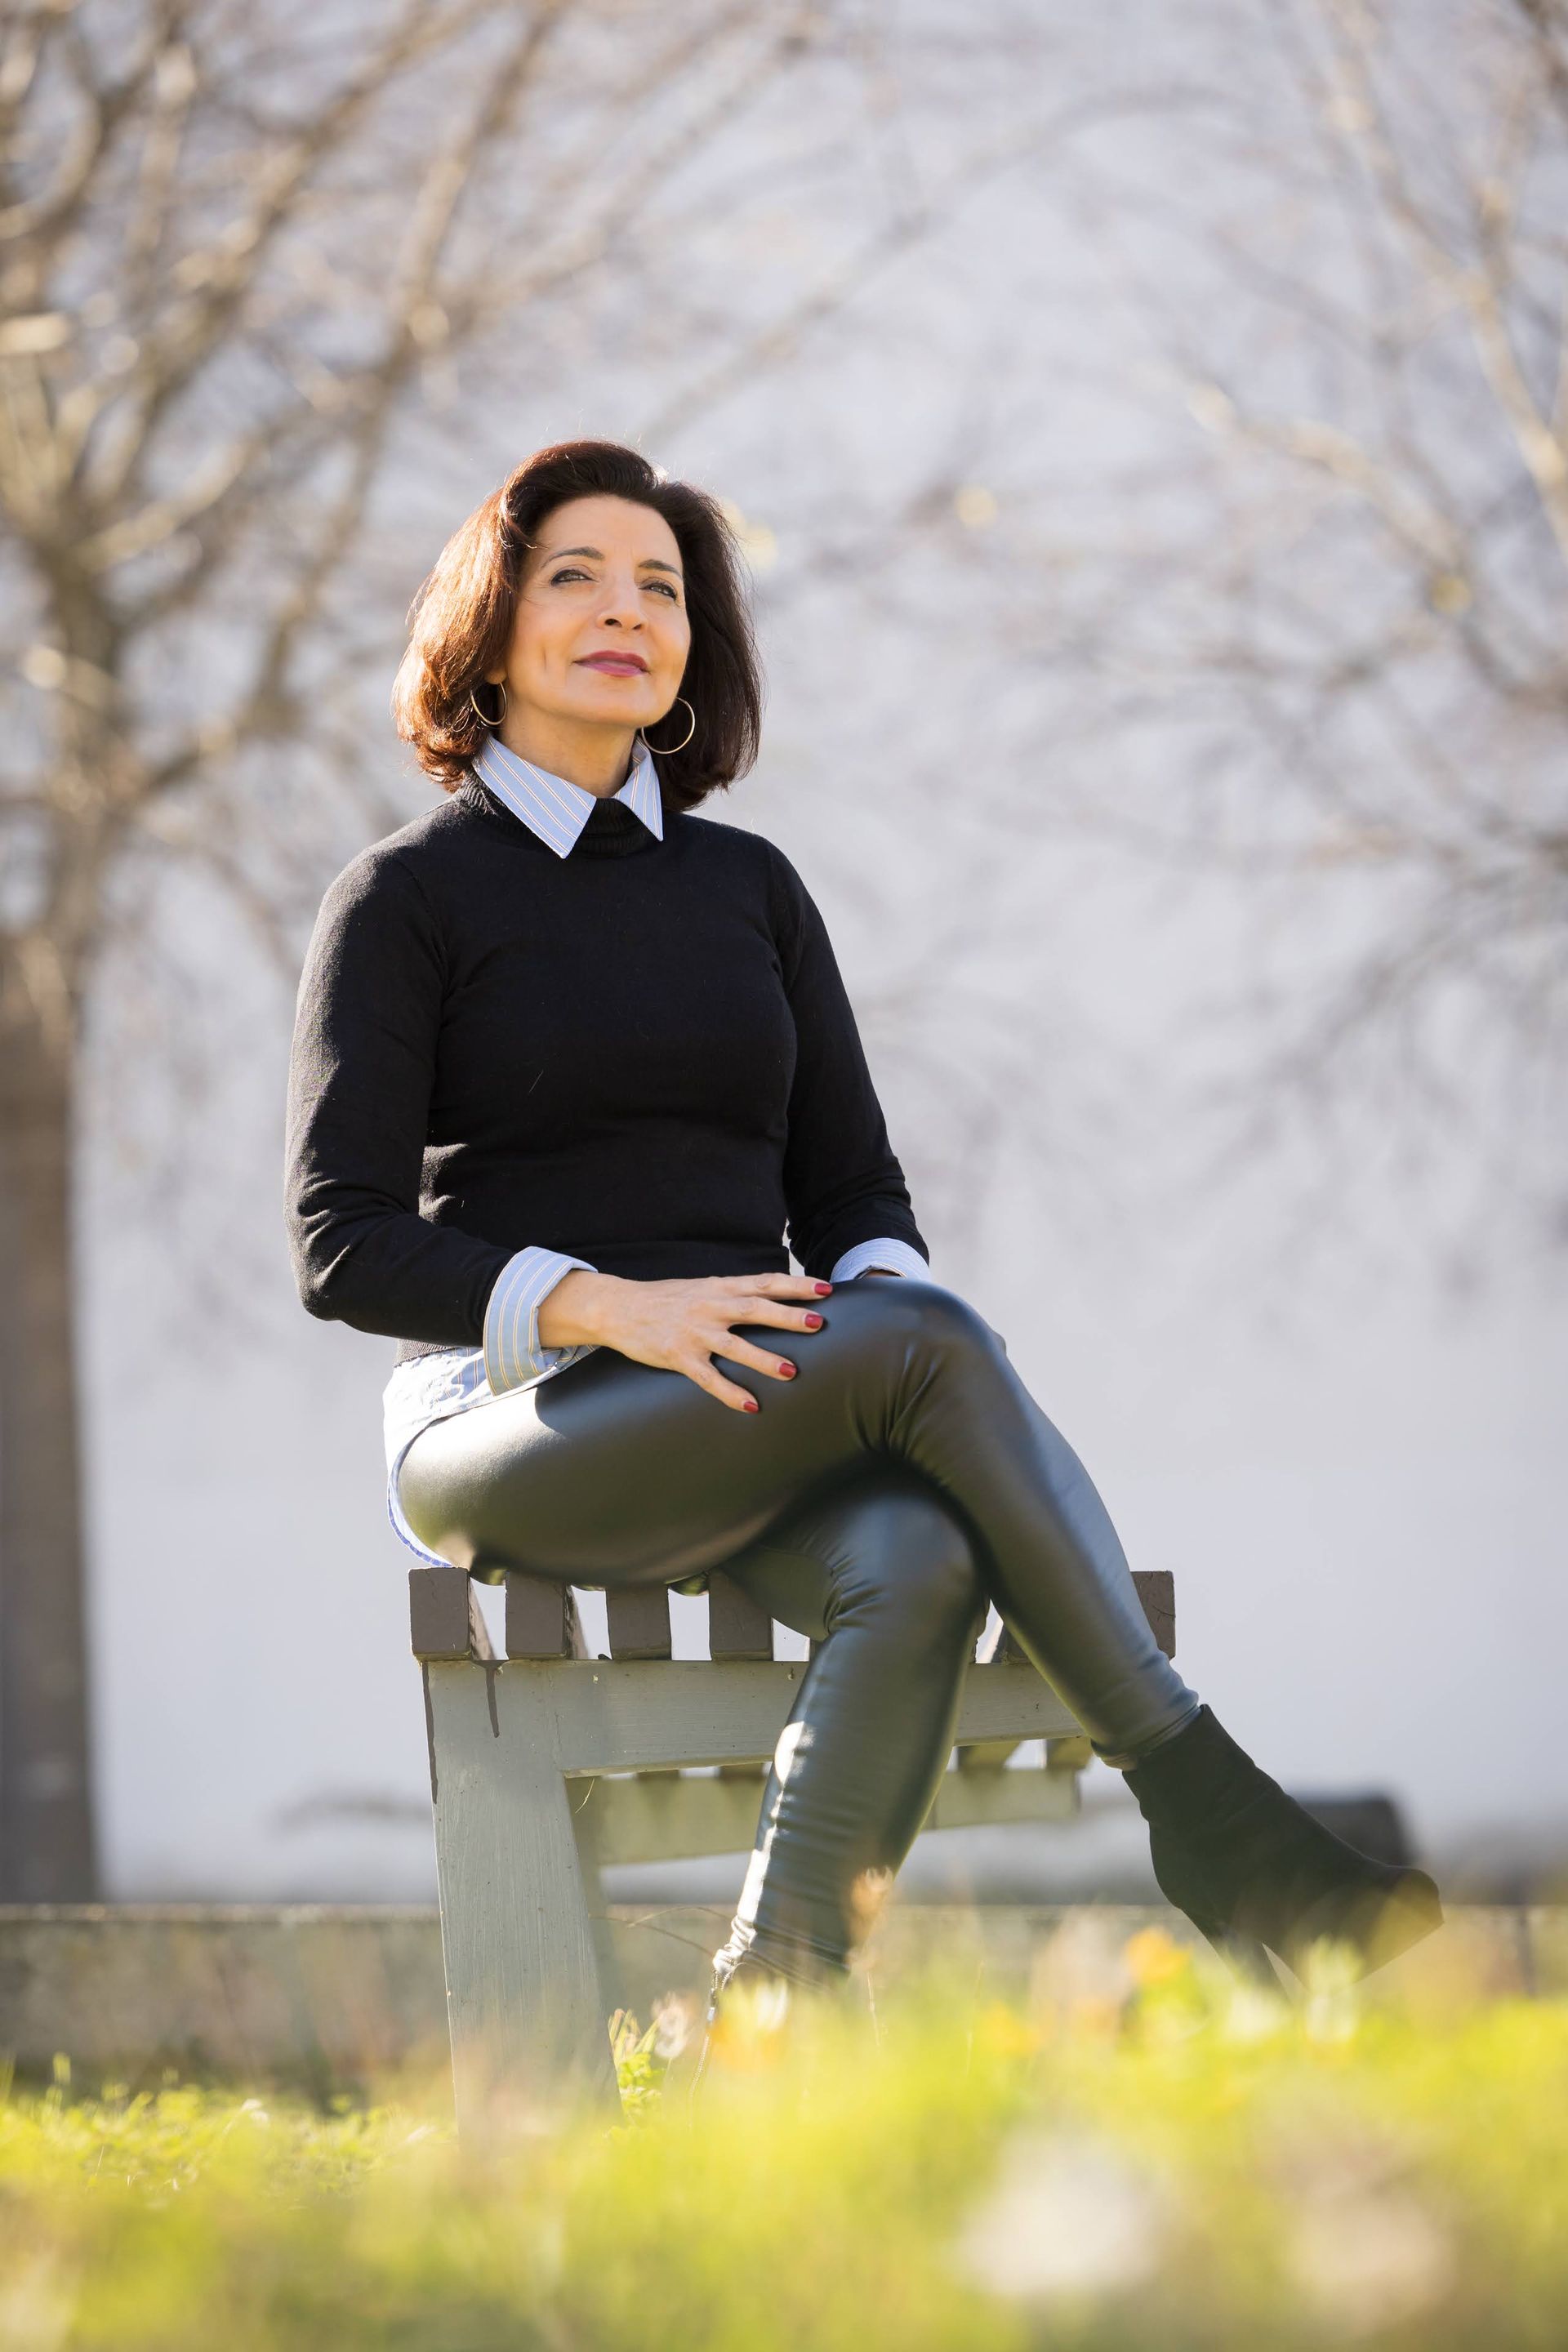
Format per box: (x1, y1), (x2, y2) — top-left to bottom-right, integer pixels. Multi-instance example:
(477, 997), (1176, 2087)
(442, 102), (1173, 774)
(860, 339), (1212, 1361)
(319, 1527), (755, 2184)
(397, 1277), (1202, 1991)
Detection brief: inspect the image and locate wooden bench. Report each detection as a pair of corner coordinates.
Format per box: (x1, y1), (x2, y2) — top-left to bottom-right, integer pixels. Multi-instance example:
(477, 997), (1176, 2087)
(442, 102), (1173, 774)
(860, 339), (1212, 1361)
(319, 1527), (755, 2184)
(410, 1562), (1176, 2127)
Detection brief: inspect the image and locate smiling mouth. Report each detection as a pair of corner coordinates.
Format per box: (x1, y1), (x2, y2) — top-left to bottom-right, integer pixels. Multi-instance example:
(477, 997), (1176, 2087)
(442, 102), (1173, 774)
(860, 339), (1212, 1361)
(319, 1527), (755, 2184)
(577, 654), (647, 673)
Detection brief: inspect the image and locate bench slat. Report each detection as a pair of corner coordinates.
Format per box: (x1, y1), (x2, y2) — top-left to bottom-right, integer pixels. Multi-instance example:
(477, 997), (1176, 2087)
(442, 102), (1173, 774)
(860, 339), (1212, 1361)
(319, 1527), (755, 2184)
(502, 1576), (585, 1660)
(416, 1562), (1177, 1668)
(605, 1587), (674, 1660)
(707, 1570), (773, 1660)
(452, 1655), (1081, 1775)
(409, 1565), (495, 1662)
(582, 1753), (1080, 1866)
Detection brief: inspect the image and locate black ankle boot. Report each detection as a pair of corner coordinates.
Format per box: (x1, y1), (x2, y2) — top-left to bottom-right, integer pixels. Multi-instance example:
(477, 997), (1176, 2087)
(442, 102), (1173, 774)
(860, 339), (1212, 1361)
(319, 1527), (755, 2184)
(1120, 1704), (1444, 1983)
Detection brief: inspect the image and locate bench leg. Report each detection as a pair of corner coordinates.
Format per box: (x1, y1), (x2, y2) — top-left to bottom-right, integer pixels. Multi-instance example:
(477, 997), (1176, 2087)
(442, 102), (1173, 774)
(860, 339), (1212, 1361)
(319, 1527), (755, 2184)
(565, 1776), (630, 2020)
(422, 1662), (621, 2131)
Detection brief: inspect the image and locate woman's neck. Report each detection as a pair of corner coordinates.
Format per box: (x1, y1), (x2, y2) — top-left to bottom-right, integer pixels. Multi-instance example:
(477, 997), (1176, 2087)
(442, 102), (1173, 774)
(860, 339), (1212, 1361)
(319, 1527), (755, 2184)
(495, 712), (638, 799)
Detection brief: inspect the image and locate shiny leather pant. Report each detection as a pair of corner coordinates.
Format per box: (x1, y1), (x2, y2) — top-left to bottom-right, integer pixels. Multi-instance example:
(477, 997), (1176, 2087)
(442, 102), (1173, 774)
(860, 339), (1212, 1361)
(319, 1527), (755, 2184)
(397, 1277), (1203, 1992)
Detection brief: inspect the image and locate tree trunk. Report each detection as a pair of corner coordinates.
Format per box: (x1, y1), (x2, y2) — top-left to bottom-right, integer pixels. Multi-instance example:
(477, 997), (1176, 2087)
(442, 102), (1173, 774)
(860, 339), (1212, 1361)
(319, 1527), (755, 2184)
(0, 956), (97, 1899)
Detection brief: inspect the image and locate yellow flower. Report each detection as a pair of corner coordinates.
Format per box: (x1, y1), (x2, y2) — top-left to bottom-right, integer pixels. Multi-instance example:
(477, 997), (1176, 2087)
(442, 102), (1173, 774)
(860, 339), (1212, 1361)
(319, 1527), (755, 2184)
(974, 2001), (1042, 2060)
(706, 1976), (795, 2073)
(1124, 1927), (1192, 1989)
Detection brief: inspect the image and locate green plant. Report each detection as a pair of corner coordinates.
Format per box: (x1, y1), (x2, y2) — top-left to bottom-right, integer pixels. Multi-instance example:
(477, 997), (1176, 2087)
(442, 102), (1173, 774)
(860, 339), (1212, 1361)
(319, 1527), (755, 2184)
(0, 1932), (1562, 2350)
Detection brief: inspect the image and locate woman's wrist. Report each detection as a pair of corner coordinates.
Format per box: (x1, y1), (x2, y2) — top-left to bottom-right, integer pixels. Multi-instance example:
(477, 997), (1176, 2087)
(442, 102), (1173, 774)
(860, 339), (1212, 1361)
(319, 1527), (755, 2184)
(537, 1267), (626, 1350)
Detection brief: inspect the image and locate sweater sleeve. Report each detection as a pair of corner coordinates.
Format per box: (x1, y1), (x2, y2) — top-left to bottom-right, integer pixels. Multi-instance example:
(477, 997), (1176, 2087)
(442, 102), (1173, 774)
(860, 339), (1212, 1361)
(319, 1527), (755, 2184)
(768, 842), (929, 1281)
(284, 844), (519, 1348)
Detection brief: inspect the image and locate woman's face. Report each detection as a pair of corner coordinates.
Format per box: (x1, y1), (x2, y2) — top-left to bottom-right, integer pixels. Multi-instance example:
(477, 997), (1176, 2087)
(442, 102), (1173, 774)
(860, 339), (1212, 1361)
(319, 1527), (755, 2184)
(490, 493), (692, 737)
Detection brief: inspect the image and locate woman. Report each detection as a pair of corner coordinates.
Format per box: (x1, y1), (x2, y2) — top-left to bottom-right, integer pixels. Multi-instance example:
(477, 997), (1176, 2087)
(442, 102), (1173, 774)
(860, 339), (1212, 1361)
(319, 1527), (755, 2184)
(283, 438), (1441, 2055)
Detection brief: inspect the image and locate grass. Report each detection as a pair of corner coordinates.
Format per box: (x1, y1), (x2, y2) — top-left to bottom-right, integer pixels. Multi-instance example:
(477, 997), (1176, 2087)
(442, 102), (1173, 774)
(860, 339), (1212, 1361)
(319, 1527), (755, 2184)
(2, 1926), (1565, 2349)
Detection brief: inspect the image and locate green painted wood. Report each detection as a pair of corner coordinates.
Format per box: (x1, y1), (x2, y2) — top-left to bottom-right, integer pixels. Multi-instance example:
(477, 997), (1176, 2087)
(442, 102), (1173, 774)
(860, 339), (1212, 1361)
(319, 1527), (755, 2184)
(585, 1757), (1079, 1866)
(523, 1658), (1080, 1776)
(924, 1761), (1080, 1831)
(563, 1778), (629, 2016)
(416, 1565), (1175, 2130)
(422, 1661), (621, 2131)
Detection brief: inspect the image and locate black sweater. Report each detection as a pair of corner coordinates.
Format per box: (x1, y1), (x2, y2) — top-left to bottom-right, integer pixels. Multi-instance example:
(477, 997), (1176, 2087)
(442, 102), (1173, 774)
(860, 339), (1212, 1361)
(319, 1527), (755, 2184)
(283, 770), (928, 1367)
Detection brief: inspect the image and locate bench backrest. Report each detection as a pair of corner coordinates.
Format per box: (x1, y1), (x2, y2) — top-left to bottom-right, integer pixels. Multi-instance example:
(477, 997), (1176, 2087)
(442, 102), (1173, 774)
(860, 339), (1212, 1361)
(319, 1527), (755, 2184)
(410, 1566), (1176, 1668)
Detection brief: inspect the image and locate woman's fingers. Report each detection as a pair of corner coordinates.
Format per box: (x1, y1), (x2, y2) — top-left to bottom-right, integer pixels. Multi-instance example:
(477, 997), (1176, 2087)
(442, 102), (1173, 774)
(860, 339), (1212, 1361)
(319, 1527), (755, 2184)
(710, 1325), (800, 1381)
(684, 1353), (761, 1411)
(715, 1298), (826, 1332)
(728, 1275), (832, 1330)
(653, 1275), (836, 1409)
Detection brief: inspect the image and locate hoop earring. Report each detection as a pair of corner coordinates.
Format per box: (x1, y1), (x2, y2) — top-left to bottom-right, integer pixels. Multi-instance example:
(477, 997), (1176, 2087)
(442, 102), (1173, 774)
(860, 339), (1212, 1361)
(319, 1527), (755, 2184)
(638, 695), (695, 755)
(468, 679), (507, 728)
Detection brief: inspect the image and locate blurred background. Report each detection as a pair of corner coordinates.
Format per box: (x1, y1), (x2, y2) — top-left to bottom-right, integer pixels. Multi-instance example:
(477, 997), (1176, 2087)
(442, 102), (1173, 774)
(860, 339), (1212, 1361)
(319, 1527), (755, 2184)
(2, 0), (1564, 1914)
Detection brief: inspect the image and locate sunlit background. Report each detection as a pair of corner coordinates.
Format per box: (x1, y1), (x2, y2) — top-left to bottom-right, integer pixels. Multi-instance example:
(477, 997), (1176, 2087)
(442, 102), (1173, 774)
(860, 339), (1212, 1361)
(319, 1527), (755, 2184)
(5, 0), (1564, 1913)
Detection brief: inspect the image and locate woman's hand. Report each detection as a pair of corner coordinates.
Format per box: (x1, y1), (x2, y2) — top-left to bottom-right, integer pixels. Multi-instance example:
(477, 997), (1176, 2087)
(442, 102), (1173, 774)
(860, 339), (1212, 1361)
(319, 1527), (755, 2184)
(536, 1269), (836, 1414)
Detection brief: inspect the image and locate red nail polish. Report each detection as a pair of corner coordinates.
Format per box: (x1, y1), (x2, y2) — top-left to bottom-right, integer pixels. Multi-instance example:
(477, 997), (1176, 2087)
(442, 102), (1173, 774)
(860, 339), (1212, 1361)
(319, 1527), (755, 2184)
(778, 1361), (795, 1376)
(814, 1281), (833, 1294)
(744, 1396), (760, 1412)
(803, 1312), (823, 1329)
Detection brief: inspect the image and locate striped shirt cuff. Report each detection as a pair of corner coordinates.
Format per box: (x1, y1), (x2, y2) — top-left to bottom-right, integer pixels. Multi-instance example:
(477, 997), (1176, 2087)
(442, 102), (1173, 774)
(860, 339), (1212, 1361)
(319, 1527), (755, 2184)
(830, 1236), (932, 1284)
(482, 1246), (598, 1393)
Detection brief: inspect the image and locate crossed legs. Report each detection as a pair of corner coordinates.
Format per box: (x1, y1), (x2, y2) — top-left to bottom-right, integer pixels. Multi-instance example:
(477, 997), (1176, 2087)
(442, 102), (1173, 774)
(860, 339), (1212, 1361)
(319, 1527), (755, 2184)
(705, 1468), (989, 1985)
(397, 1276), (1203, 1985)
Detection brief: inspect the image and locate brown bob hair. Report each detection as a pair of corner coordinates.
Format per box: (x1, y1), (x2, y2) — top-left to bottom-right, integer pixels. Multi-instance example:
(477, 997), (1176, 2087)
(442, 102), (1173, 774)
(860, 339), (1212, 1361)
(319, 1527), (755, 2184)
(391, 439), (764, 812)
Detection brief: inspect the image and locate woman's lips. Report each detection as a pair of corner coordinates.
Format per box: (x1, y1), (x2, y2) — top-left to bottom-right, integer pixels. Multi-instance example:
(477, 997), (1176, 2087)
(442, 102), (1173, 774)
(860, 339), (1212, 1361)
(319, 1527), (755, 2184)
(577, 654), (647, 674)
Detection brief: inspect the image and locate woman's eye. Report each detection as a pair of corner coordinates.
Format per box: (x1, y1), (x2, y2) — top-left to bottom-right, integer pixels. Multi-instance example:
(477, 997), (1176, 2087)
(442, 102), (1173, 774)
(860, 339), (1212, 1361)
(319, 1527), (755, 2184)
(545, 566), (679, 599)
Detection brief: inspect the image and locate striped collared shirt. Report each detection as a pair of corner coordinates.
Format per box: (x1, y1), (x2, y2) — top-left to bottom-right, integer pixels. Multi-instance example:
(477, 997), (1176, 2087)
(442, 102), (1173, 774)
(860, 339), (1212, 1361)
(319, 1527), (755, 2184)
(382, 733), (933, 1566)
(471, 727), (666, 854)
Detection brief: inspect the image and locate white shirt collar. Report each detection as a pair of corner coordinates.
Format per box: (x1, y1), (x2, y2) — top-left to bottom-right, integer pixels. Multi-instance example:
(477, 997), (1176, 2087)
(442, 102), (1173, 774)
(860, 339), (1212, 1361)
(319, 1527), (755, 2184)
(470, 732), (665, 857)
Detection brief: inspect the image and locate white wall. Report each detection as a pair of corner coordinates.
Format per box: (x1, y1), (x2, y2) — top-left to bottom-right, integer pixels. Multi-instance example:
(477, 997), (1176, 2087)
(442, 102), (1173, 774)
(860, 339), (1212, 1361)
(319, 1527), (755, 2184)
(71, 0), (1568, 1900)
(78, 871), (1567, 1900)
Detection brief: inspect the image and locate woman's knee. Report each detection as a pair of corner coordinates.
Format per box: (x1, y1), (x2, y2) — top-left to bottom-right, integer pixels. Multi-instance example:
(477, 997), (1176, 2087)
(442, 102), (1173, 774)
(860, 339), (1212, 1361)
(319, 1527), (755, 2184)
(828, 1482), (988, 1645)
(913, 1282), (1007, 1365)
(834, 1276), (1006, 1374)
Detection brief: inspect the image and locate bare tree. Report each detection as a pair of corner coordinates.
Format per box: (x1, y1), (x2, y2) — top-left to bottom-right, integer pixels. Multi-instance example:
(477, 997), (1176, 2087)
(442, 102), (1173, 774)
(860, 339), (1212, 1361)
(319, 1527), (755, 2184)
(2, 0), (1124, 1900)
(1027, 0), (1568, 1267)
(0, 0), (844, 1899)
